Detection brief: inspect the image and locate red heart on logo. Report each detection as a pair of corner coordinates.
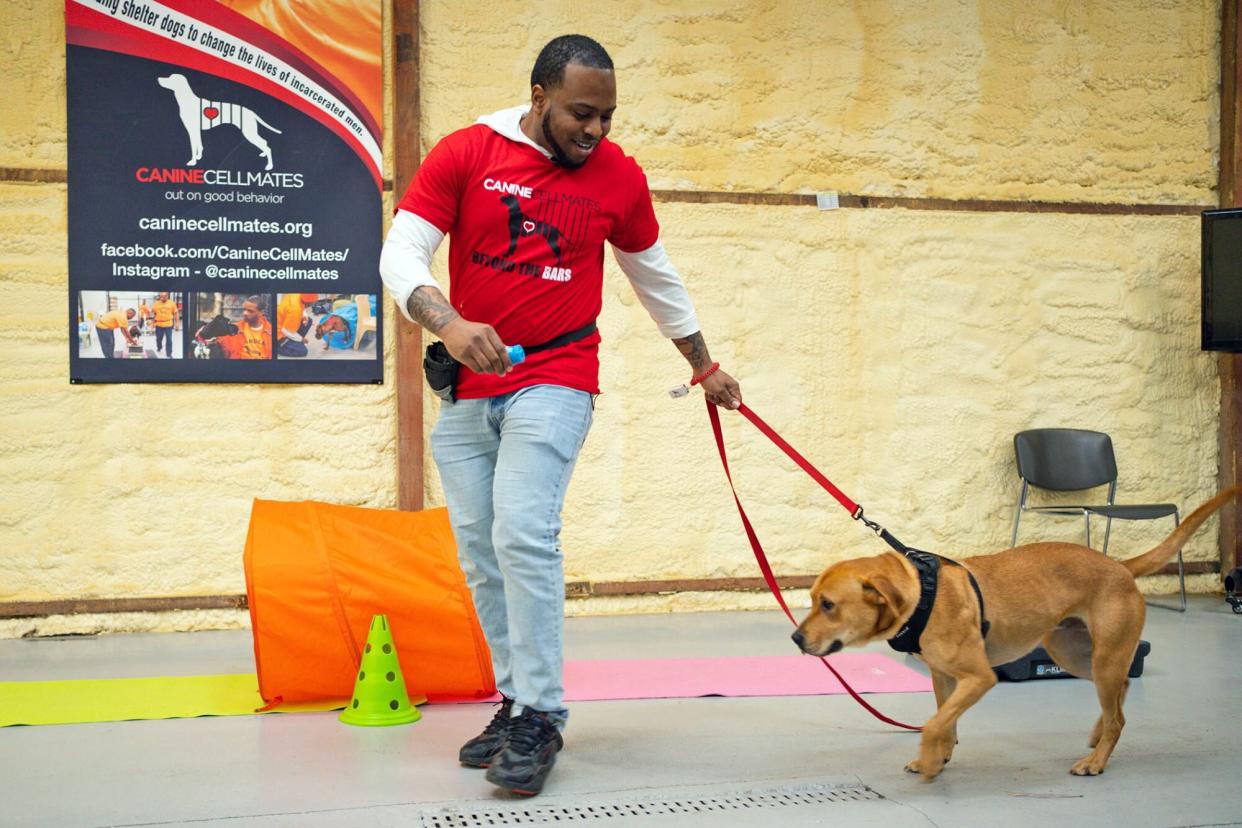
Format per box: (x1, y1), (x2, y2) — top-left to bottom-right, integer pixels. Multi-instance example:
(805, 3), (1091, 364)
(522, 220), (535, 234)
(203, 107), (220, 120)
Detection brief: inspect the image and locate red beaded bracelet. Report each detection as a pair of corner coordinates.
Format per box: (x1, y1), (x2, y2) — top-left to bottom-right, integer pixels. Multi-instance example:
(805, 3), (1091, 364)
(690, 362), (721, 386)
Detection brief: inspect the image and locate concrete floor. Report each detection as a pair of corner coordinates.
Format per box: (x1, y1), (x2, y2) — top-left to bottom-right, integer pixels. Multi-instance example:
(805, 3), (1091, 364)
(1, 597), (1240, 828)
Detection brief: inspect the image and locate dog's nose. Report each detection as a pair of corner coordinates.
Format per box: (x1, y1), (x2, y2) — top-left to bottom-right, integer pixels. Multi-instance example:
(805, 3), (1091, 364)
(791, 630), (805, 649)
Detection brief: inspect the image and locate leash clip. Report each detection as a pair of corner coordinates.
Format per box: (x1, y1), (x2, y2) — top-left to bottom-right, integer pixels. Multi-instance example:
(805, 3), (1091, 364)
(668, 383), (690, 399)
(852, 505), (884, 536)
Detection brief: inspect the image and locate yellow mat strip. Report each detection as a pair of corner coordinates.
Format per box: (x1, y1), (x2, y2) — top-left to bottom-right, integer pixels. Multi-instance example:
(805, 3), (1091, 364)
(0, 673), (425, 727)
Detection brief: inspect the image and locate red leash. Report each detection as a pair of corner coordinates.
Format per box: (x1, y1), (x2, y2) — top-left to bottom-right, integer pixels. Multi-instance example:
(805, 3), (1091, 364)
(707, 401), (922, 732)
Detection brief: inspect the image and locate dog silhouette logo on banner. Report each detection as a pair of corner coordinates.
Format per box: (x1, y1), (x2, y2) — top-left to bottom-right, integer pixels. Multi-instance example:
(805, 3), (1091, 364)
(157, 73), (281, 170)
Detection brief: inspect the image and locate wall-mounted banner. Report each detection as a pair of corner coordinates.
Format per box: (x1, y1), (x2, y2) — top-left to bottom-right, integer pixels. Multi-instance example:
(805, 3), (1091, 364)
(66, 0), (383, 383)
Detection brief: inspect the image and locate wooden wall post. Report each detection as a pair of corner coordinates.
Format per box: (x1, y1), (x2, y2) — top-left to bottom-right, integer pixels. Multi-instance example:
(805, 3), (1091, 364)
(1220, 0), (1241, 577)
(393, 0), (424, 511)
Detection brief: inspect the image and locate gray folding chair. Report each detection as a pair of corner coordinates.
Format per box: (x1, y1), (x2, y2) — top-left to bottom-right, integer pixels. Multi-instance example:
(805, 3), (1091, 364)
(1012, 428), (1185, 612)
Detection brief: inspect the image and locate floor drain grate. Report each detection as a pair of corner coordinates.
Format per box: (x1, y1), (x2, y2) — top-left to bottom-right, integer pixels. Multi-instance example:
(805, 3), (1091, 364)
(419, 782), (881, 827)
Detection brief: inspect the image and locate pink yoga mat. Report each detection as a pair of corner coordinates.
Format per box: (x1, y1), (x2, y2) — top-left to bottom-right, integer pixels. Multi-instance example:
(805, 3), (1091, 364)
(431, 653), (930, 703)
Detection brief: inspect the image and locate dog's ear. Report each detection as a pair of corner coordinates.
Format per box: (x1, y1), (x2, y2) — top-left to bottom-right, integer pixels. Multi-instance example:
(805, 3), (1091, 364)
(862, 575), (906, 632)
(862, 575), (900, 606)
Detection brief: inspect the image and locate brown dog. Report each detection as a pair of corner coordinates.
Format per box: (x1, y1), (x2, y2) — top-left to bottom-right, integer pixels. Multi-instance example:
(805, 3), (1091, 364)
(314, 314), (351, 350)
(792, 487), (1239, 780)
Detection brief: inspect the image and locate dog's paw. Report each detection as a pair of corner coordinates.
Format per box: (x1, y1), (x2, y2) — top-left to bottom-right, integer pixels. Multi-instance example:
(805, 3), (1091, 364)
(1069, 756), (1106, 776)
(904, 757), (946, 780)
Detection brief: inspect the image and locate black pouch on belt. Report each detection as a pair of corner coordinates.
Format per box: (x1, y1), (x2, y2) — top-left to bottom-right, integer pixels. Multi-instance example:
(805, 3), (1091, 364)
(422, 321), (598, 404)
(423, 341), (459, 403)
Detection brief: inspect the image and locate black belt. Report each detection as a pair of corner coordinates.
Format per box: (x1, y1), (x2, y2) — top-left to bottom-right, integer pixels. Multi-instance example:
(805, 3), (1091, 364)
(524, 321), (596, 354)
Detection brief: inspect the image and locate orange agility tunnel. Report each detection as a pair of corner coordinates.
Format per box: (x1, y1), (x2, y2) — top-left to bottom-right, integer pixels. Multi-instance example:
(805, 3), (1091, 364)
(243, 500), (495, 705)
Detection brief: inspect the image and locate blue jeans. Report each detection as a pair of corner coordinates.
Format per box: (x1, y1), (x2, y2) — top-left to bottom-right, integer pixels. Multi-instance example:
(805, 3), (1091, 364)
(155, 325), (174, 357)
(97, 327), (115, 359)
(277, 337), (308, 358)
(431, 384), (593, 726)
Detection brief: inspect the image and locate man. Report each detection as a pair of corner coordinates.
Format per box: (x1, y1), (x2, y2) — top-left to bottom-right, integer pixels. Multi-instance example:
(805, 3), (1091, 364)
(215, 296), (271, 359)
(380, 35), (741, 797)
(276, 292), (316, 357)
(94, 307), (138, 359)
(152, 292), (179, 358)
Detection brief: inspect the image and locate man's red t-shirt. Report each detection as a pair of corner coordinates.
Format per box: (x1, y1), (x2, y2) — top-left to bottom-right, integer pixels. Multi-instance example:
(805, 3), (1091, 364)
(396, 123), (660, 399)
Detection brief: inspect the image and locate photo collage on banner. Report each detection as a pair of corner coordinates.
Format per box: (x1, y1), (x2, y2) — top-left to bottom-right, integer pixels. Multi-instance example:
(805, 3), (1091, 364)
(66, 0), (383, 383)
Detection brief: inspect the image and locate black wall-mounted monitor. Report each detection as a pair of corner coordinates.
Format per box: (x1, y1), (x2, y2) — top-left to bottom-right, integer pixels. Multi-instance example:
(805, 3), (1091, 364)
(1203, 208), (1242, 352)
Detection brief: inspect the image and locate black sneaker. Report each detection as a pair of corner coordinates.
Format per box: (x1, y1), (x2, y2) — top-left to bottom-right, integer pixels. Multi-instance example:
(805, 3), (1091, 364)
(484, 707), (564, 796)
(458, 697), (513, 768)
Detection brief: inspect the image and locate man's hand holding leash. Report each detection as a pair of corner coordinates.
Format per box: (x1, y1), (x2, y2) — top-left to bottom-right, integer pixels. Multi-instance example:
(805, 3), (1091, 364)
(673, 331), (741, 410)
(697, 368), (742, 410)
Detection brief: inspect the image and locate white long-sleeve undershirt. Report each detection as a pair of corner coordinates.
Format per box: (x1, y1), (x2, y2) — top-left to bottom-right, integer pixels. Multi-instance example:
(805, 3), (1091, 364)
(378, 210), (444, 324)
(379, 208), (701, 339)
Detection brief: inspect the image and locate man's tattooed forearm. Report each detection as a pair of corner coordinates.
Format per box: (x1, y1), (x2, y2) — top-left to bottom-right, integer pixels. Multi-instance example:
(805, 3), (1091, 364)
(408, 286), (461, 333)
(672, 331), (711, 371)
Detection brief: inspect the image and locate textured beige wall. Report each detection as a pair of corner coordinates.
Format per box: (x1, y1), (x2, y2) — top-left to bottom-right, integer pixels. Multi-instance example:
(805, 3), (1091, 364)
(0, 0), (1226, 637)
(421, 0), (1220, 202)
(567, 204), (1217, 583)
(1, 1), (67, 170)
(421, 0), (1222, 595)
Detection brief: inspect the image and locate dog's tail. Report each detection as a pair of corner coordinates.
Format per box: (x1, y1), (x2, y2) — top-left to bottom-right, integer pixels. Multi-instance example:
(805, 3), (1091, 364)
(1120, 486), (1242, 578)
(254, 114), (282, 134)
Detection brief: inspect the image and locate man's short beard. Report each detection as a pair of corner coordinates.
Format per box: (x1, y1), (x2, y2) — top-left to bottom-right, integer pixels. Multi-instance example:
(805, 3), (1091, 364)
(542, 110), (586, 169)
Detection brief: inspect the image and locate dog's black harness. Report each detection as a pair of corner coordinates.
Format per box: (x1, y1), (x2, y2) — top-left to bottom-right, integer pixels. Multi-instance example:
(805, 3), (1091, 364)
(887, 549), (990, 655)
